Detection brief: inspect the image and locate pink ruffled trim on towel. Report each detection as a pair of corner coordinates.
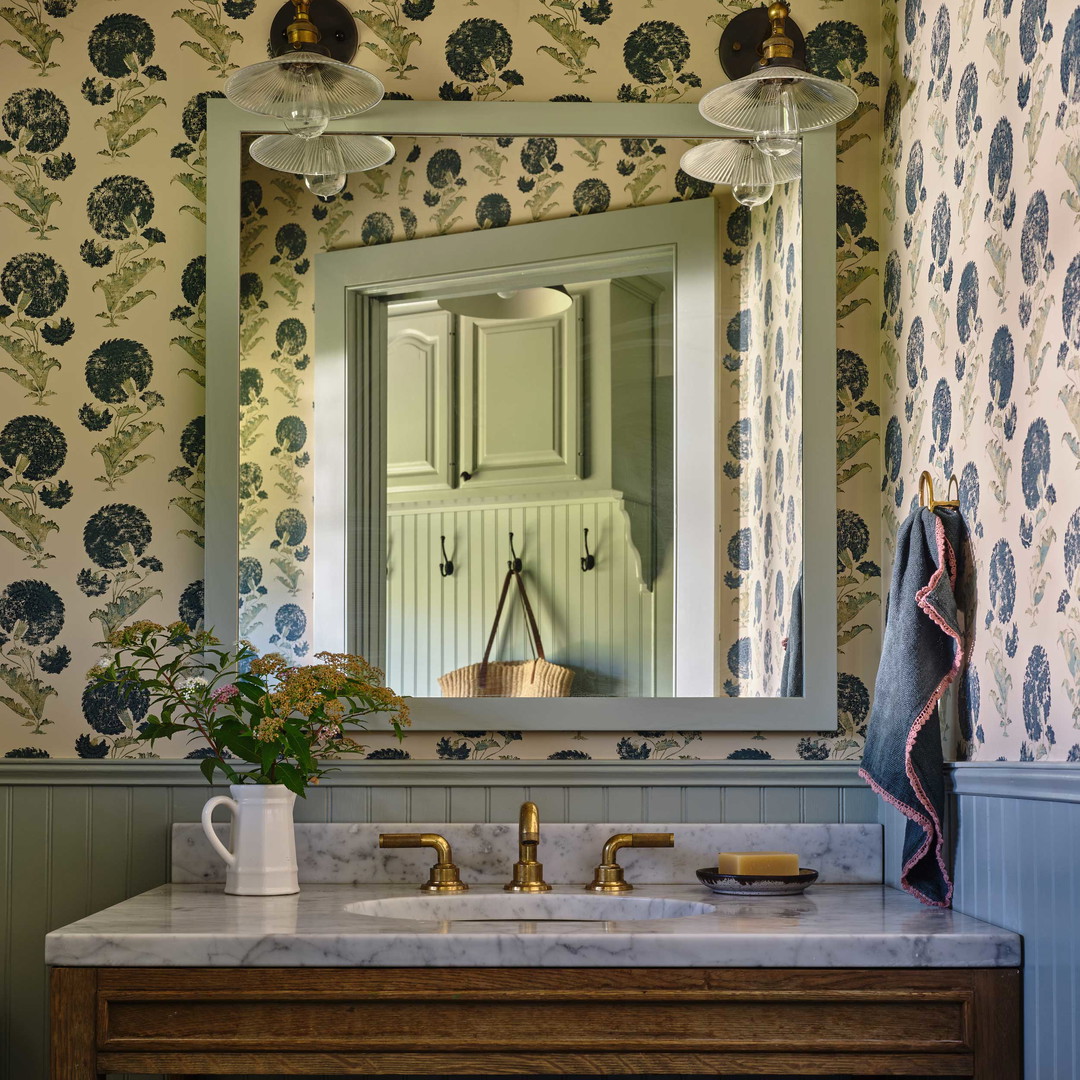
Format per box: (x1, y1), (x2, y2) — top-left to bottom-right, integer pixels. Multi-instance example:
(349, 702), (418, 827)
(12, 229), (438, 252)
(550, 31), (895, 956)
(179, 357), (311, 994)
(859, 513), (963, 909)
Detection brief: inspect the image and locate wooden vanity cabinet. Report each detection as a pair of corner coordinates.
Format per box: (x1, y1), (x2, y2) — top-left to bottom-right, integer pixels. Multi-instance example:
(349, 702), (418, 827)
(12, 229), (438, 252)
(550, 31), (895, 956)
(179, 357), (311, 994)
(51, 965), (1020, 1078)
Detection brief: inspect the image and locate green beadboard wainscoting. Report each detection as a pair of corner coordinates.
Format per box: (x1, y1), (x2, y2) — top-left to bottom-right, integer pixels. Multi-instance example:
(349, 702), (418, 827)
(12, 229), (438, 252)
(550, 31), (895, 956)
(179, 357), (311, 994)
(0, 759), (875, 1080)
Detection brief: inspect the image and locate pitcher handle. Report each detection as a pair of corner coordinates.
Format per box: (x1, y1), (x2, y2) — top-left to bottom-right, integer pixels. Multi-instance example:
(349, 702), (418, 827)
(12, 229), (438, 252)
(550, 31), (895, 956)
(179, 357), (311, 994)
(201, 795), (238, 867)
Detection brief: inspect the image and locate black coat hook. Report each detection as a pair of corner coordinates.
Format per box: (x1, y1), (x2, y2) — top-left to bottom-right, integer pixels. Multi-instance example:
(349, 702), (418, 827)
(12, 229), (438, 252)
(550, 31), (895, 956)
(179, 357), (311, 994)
(439, 535), (454, 577)
(581, 528), (595, 572)
(508, 532), (522, 573)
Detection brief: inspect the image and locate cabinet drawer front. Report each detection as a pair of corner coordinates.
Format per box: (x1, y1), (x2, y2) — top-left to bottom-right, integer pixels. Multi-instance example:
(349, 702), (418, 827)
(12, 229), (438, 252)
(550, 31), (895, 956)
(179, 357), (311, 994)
(100, 992), (972, 1054)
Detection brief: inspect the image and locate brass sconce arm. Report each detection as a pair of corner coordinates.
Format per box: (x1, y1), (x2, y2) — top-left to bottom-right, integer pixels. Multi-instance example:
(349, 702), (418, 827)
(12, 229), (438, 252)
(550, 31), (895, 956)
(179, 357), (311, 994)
(586, 832), (675, 893)
(379, 832), (469, 893)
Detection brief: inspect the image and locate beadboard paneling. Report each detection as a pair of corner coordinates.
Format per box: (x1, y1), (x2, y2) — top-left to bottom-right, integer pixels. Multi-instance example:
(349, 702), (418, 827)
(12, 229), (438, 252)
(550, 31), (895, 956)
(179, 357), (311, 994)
(0, 760), (871, 1080)
(881, 763), (1080, 1080)
(387, 497), (658, 697)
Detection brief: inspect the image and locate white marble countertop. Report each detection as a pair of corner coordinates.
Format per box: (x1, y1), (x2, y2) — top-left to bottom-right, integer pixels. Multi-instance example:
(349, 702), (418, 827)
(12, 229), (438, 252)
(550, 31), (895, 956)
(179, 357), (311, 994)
(45, 883), (1020, 969)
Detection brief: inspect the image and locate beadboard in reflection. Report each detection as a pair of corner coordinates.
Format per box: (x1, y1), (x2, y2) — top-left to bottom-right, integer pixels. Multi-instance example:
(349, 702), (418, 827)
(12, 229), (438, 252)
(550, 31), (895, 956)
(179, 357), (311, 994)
(387, 496), (663, 698)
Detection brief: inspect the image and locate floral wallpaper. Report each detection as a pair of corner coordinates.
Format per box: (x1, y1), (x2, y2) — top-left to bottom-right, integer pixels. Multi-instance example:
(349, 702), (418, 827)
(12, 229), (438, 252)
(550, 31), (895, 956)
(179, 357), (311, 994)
(881, 0), (1080, 762)
(0, 0), (888, 762)
(718, 177), (804, 699)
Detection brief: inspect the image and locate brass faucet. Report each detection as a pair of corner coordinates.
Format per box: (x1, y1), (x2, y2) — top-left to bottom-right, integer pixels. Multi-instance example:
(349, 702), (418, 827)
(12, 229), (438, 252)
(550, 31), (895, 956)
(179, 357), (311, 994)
(504, 801), (551, 892)
(379, 833), (468, 893)
(585, 832), (675, 893)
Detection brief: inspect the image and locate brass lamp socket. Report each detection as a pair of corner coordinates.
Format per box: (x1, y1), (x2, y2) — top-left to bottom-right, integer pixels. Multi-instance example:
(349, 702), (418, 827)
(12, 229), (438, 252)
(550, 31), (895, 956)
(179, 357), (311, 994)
(760, 1), (796, 63)
(717, 2), (807, 79)
(271, 0), (358, 63)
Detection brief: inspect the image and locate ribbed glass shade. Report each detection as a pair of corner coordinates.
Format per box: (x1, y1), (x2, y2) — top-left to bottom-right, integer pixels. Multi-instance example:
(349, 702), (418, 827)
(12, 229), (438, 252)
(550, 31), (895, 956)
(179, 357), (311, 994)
(249, 133), (396, 175)
(225, 53), (384, 137)
(699, 66), (858, 134)
(680, 139), (802, 187)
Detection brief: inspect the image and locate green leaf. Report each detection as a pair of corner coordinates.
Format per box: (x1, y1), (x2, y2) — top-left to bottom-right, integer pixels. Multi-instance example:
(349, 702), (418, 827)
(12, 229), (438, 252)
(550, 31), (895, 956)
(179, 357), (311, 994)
(0, 334), (59, 399)
(0, 8), (63, 73)
(838, 624), (872, 649)
(836, 462), (872, 488)
(173, 172), (206, 204)
(199, 755), (218, 784)
(835, 265), (877, 304)
(836, 429), (879, 468)
(0, 495), (57, 555)
(0, 661), (55, 728)
(92, 419), (164, 485)
(95, 94), (165, 156)
(93, 256), (164, 324)
(89, 585), (163, 640)
(837, 591), (879, 632)
(530, 14), (598, 68)
(170, 335), (205, 367)
(173, 9), (242, 69)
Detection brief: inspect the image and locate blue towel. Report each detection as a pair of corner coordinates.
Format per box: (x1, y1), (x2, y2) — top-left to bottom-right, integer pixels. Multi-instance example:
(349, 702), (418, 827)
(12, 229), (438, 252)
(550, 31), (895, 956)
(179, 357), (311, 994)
(779, 571), (803, 697)
(860, 506), (965, 908)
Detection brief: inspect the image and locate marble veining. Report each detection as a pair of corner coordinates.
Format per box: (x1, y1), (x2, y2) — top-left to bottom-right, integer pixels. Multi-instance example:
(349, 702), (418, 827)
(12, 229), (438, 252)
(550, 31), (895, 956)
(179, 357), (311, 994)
(44, 883), (1021, 969)
(172, 822), (883, 886)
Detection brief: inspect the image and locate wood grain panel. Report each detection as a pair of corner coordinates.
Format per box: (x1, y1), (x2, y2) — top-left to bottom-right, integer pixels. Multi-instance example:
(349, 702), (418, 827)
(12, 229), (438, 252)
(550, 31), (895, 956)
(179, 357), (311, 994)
(100, 996), (970, 1053)
(96, 1049), (977, 1075)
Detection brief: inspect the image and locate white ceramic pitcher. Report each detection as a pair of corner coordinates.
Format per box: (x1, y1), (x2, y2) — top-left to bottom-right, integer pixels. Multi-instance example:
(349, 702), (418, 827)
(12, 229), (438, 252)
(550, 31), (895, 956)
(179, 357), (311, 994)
(201, 784), (300, 895)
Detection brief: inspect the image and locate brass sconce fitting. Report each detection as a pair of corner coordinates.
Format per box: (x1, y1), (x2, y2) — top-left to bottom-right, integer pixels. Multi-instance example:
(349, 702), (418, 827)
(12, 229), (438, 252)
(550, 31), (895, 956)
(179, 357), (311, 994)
(379, 833), (469, 893)
(716, 0), (807, 79)
(284, 0), (322, 50)
(269, 0), (359, 64)
(760, 2), (797, 64)
(585, 832), (675, 893)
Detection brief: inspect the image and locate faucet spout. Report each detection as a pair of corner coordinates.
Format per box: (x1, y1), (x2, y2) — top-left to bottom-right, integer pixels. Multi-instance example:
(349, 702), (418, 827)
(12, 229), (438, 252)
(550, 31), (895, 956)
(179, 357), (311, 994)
(504, 801), (551, 893)
(518, 800), (540, 847)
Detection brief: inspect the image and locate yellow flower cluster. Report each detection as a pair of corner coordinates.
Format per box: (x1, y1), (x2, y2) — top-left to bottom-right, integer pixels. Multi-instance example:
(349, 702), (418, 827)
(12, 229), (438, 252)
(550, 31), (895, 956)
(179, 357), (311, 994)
(247, 650), (409, 742)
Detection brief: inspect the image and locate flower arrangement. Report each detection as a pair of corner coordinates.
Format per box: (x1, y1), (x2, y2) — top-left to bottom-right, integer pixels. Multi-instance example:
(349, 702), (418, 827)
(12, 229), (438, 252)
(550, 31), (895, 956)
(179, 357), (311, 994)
(87, 621), (409, 794)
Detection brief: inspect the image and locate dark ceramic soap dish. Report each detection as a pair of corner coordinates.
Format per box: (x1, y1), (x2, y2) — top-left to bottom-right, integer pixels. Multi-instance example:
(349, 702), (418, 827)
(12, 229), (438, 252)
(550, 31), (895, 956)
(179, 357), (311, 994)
(696, 867), (819, 896)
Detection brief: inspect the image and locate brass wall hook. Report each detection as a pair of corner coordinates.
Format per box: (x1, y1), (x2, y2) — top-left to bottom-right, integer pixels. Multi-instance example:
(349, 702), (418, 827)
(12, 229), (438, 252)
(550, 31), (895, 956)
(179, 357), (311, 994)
(918, 470), (960, 513)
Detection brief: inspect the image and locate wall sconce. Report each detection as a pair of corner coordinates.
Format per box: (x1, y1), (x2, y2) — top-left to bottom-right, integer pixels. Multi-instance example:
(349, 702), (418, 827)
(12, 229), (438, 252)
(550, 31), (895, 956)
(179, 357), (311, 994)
(249, 132), (396, 198)
(680, 138), (801, 208)
(699, 1), (858, 156)
(225, 0), (383, 139)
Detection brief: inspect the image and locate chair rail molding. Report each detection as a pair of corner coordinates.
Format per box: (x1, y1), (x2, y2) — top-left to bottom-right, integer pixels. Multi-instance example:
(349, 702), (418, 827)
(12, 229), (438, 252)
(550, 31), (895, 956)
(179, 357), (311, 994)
(946, 761), (1080, 805)
(0, 759), (867, 787)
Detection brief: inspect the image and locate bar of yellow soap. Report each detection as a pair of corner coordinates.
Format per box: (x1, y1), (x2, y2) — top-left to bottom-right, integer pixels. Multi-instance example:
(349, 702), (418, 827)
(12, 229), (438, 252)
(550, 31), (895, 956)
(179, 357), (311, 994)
(717, 851), (800, 876)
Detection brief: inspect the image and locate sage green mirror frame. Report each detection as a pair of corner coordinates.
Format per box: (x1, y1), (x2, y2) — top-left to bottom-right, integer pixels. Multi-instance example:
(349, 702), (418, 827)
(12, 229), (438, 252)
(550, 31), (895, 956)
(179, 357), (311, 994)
(205, 99), (837, 731)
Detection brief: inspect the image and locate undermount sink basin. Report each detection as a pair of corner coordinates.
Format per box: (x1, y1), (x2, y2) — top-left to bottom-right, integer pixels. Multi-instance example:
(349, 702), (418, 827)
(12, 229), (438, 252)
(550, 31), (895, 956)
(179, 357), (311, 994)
(346, 891), (716, 923)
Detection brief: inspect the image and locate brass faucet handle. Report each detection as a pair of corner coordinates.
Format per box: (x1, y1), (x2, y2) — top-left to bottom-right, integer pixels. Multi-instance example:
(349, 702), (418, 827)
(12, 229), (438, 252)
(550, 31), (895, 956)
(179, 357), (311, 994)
(585, 832), (675, 893)
(378, 832), (468, 893)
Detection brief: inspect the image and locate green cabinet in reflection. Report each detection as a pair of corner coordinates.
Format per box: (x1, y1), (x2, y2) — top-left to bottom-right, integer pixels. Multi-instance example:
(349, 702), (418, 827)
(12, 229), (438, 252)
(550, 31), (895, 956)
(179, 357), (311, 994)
(387, 278), (662, 504)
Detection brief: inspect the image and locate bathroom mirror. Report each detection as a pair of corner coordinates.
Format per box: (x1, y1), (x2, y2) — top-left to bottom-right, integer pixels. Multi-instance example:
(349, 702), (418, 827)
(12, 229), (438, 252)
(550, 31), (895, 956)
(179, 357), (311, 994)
(206, 101), (837, 730)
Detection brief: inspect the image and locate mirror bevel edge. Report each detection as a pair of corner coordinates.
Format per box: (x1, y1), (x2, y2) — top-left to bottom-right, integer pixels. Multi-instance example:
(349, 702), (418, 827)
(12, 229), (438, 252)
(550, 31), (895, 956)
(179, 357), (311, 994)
(205, 99), (837, 731)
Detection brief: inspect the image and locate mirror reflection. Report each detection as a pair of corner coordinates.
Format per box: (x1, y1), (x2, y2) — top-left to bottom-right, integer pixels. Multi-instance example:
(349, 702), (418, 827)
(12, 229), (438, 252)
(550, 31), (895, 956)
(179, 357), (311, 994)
(237, 133), (803, 699)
